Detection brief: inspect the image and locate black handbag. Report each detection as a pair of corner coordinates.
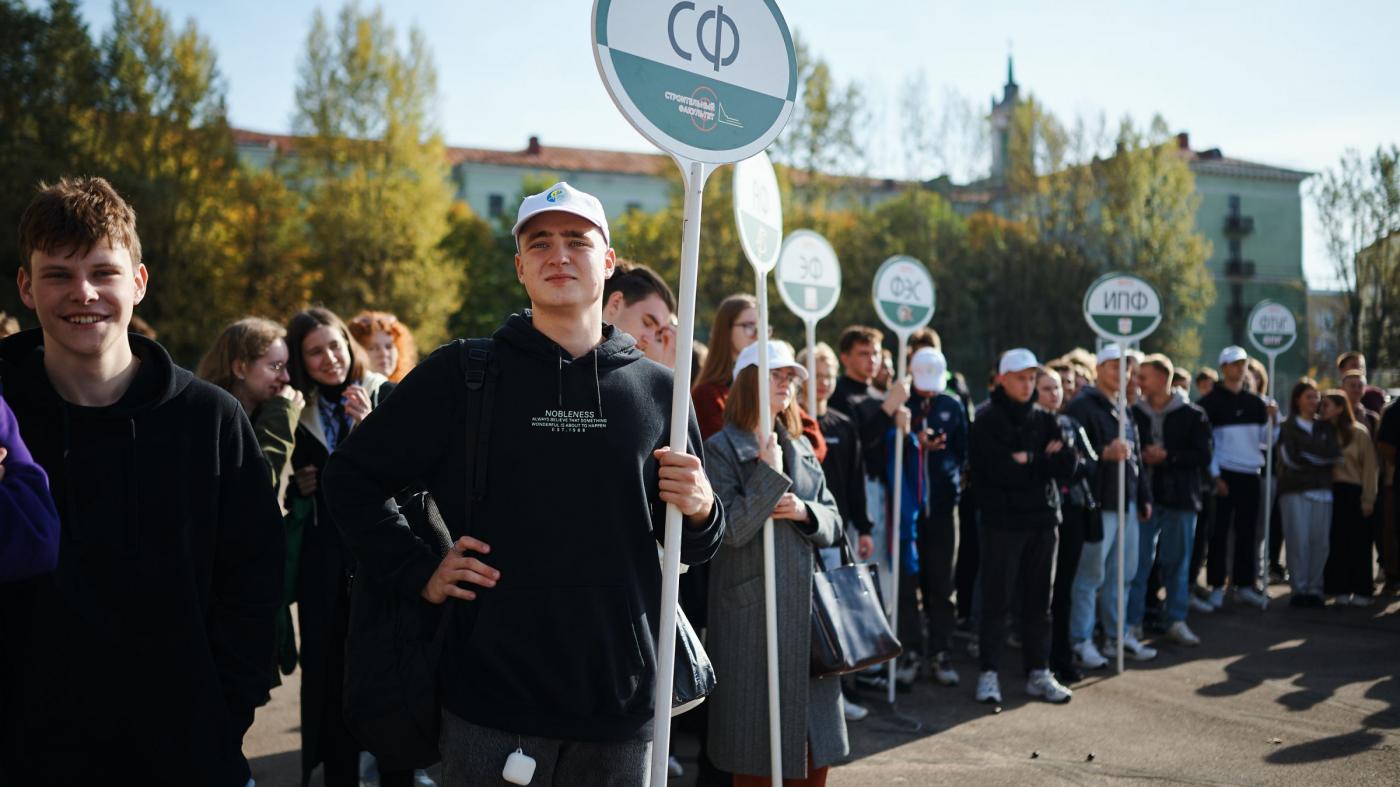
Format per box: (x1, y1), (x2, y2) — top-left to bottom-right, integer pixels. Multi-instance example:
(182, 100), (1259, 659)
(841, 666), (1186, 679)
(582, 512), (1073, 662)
(810, 539), (902, 677)
(342, 338), (496, 769)
(671, 601), (716, 715)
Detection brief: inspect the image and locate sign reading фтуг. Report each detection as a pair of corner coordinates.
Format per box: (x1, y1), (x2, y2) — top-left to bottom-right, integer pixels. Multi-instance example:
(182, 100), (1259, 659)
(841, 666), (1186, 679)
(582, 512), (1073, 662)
(1247, 300), (1298, 357)
(592, 0), (798, 164)
(1083, 273), (1163, 343)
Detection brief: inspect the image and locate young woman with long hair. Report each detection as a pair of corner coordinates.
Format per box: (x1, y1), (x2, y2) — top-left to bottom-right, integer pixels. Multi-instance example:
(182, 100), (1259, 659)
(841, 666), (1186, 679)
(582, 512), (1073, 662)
(692, 294), (762, 440)
(1320, 390), (1379, 606)
(1277, 378), (1342, 607)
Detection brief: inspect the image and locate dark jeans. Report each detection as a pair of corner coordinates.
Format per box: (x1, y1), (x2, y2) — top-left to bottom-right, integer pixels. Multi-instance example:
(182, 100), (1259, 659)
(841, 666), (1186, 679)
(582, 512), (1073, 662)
(956, 496), (979, 621)
(1207, 470), (1261, 589)
(978, 525), (1056, 674)
(916, 510), (957, 654)
(1325, 482), (1374, 596)
(1050, 505), (1088, 673)
(440, 711), (649, 786)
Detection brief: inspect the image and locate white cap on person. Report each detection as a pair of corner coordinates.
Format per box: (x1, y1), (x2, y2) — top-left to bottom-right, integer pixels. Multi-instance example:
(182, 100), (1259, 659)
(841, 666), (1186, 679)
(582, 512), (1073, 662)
(910, 347), (948, 393)
(1096, 344), (1144, 366)
(512, 181), (610, 247)
(734, 340), (809, 382)
(1218, 345), (1248, 366)
(999, 348), (1040, 375)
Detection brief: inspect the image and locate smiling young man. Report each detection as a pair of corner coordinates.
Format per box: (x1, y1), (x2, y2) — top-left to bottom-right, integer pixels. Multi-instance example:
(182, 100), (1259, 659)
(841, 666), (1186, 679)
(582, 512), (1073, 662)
(602, 259), (677, 369)
(324, 182), (723, 786)
(0, 177), (284, 785)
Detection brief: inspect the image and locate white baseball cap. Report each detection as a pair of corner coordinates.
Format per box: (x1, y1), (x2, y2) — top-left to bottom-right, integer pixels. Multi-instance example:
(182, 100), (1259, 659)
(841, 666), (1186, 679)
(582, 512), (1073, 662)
(734, 340), (809, 382)
(1096, 345), (1143, 366)
(910, 347), (948, 393)
(1218, 345), (1248, 366)
(511, 181), (610, 247)
(998, 348), (1040, 375)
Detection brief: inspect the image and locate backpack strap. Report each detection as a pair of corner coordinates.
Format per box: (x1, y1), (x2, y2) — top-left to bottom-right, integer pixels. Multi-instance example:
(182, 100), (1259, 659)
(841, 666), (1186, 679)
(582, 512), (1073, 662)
(459, 338), (498, 535)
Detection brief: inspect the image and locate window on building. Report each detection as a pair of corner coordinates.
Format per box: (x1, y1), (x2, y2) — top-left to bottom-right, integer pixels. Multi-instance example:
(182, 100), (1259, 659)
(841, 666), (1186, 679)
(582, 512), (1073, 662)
(488, 194), (504, 218)
(1228, 195), (1240, 213)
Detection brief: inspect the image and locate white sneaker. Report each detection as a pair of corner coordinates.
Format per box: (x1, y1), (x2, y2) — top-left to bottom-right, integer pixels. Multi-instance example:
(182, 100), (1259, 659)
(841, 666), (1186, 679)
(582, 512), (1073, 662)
(1208, 588), (1226, 609)
(1350, 594), (1374, 608)
(413, 770), (436, 787)
(932, 652), (960, 687)
(1329, 595), (1347, 606)
(1072, 640), (1108, 670)
(975, 670), (1002, 704)
(843, 697), (869, 721)
(1189, 595), (1215, 614)
(1025, 669), (1073, 703)
(1236, 586), (1270, 609)
(668, 756), (684, 777)
(1119, 633), (1159, 661)
(1166, 621), (1200, 647)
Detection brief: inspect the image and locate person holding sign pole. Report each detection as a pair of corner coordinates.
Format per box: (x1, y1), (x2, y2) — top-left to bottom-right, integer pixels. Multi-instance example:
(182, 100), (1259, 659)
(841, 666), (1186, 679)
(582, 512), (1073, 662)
(970, 349), (1078, 705)
(323, 182), (723, 787)
(704, 341), (847, 786)
(1198, 346), (1274, 610)
(1065, 346), (1157, 668)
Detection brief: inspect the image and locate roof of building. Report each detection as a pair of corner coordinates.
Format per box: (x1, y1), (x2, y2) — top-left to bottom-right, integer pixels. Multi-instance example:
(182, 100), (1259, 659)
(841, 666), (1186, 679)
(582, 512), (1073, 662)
(1174, 133), (1311, 182)
(445, 136), (670, 177)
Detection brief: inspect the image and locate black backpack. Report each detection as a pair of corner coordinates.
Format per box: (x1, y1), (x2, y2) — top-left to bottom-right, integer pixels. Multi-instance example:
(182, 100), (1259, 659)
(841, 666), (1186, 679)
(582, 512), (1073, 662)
(341, 338), (497, 771)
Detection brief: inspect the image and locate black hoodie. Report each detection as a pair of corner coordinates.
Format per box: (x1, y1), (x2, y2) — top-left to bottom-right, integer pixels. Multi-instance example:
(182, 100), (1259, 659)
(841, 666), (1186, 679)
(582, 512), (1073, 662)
(324, 312), (724, 743)
(0, 329), (284, 786)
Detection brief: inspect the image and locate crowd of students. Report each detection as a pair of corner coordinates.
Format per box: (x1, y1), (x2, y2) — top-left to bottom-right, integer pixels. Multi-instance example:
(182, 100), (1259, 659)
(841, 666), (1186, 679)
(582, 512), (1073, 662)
(1, 176), (1397, 787)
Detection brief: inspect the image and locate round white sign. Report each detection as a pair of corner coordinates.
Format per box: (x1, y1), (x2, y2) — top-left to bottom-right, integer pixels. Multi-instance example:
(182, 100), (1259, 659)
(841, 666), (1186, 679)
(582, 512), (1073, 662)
(1083, 272), (1163, 343)
(1247, 300), (1298, 356)
(592, 0), (798, 164)
(733, 151), (782, 273)
(871, 255), (935, 336)
(776, 230), (841, 321)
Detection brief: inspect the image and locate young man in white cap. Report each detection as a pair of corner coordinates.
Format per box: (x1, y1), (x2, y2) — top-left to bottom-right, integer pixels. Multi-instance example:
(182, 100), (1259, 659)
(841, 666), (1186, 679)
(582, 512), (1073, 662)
(1065, 345), (1157, 667)
(969, 349), (1077, 705)
(905, 347), (968, 687)
(1198, 345), (1273, 609)
(324, 181), (723, 785)
(1128, 354), (1214, 647)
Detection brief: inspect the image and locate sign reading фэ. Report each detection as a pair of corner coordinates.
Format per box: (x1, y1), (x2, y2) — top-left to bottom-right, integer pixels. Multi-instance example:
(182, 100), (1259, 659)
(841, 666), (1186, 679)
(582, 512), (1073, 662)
(1082, 272), (1163, 343)
(592, 0), (798, 164)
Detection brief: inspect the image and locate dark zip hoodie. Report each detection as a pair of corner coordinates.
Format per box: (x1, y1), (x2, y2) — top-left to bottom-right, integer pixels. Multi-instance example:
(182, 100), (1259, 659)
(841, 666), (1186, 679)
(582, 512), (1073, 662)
(0, 329), (284, 786)
(324, 312), (725, 743)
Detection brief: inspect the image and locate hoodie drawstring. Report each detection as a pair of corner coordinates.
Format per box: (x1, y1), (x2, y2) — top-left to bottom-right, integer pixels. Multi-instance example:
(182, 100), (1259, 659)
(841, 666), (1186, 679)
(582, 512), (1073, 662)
(594, 348), (603, 419)
(557, 352), (563, 408)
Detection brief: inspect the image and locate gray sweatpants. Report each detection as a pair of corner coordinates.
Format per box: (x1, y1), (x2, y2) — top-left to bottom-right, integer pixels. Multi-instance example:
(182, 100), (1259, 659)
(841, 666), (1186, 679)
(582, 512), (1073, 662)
(439, 710), (651, 787)
(1279, 492), (1331, 596)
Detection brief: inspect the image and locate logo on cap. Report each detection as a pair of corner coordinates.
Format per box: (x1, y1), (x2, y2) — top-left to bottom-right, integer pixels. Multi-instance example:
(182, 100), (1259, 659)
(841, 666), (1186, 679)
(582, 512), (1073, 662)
(546, 188), (566, 203)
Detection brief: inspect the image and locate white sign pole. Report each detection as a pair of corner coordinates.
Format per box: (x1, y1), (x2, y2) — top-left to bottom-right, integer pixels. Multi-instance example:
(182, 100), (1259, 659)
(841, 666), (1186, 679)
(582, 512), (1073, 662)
(805, 320), (819, 418)
(1247, 300), (1297, 596)
(887, 337), (909, 706)
(755, 269), (781, 787)
(1116, 341), (1128, 675)
(651, 159), (710, 786)
(590, 3), (798, 782)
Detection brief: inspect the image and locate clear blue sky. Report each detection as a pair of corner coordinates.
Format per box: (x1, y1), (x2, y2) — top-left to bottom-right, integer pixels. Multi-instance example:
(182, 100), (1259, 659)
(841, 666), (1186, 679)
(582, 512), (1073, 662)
(73, 0), (1400, 287)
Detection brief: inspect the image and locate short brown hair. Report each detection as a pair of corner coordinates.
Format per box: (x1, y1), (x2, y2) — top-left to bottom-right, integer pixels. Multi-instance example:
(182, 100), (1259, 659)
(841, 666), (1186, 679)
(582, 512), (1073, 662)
(1195, 367), (1218, 384)
(908, 327), (941, 352)
(1141, 353), (1174, 379)
(838, 325), (883, 355)
(605, 260), (676, 315)
(1336, 351), (1365, 373)
(18, 177), (142, 271)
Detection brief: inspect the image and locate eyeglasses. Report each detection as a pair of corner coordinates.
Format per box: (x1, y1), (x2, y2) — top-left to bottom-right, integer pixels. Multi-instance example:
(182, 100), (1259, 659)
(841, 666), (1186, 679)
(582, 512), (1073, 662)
(735, 321), (774, 339)
(771, 369), (801, 386)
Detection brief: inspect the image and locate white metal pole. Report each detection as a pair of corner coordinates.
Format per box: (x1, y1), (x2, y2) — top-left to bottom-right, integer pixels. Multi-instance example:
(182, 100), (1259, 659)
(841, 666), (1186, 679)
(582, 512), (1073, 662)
(1116, 342), (1127, 675)
(1262, 354), (1276, 593)
(805, 320), (819, 419)
(887, 336), (909, 705)
(649, 159), (710, 787)
(754, 269), (782, 787)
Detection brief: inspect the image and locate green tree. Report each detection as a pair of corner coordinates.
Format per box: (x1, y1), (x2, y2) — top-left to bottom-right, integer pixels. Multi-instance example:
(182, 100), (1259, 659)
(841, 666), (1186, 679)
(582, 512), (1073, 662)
(293, 3), (460, 347)
(768, 35), (868, 206)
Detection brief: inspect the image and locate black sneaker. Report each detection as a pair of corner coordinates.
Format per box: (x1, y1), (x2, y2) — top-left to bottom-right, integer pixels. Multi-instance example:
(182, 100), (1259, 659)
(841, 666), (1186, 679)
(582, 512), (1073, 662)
(1053, 665), (1084, 685)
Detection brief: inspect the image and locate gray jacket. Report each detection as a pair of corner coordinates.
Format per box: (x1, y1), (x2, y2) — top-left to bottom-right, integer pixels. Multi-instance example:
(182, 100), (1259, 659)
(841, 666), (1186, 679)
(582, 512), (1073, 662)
(703, 423), (847, 779)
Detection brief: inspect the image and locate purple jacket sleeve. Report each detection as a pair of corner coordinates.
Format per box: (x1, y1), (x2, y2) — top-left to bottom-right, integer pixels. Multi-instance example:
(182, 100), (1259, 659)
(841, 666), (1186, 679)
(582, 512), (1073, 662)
(0, 398), (61, 581)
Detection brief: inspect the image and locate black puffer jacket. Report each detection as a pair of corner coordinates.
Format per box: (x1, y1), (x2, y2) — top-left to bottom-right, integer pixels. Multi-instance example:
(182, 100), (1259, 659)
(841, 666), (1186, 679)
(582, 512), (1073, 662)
(1131, 392), (1214, 512)
(970, 387), (1079, 530)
